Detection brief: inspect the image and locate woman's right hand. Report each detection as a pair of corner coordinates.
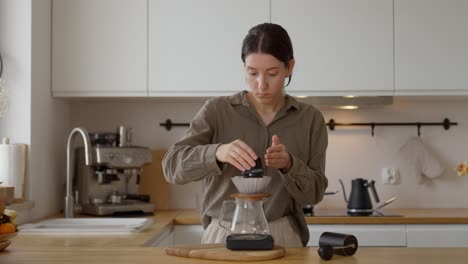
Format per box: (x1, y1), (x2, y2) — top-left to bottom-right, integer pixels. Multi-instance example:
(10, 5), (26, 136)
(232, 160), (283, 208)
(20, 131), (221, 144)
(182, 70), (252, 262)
(215, 140), (258, 171)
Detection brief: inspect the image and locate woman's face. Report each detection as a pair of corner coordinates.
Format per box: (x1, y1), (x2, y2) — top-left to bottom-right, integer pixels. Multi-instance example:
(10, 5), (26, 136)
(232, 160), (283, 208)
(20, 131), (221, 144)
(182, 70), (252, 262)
(245, 53), (294, 105)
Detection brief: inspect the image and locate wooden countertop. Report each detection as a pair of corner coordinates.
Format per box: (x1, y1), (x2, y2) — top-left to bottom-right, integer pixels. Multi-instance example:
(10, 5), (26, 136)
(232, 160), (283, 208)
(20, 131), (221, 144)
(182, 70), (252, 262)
(174, 208), (468, 225)
(2, 245), (467, 264)
(1, 209), (468, 264)
(307, 208), (468, 224)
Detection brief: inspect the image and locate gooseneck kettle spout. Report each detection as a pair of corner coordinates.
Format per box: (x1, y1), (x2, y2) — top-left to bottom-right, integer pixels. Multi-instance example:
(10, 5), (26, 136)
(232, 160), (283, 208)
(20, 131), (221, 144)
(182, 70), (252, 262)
(338, 179), (348, 203)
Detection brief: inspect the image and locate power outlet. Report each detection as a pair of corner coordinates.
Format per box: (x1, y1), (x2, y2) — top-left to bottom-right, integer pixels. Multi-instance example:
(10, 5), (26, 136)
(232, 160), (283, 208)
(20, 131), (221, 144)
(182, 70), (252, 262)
(381, 168), (400, 185)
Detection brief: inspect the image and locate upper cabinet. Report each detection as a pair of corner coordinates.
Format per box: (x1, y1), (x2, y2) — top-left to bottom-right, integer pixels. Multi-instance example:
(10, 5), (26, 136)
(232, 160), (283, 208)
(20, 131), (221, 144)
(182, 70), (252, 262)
(52, 0), (147, 97)
(51, 0), (468, 97)
(148, 0), (270, 96)
(394, 0), (468, 95)
(271, 0), (394, 96)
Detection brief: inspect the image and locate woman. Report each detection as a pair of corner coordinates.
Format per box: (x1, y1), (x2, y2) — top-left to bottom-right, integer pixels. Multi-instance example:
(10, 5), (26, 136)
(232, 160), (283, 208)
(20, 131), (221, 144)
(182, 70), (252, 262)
(162, 23), (328, 247)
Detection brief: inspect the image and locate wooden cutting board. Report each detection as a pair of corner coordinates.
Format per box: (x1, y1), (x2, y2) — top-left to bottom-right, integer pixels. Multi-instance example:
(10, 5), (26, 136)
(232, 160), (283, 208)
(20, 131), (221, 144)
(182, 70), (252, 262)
(139, 149), (170, 210)
(165, 243), (286, 262)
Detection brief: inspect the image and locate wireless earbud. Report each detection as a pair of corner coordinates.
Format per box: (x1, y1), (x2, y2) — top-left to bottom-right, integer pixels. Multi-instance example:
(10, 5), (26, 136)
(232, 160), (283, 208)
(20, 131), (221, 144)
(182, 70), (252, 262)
(317, 232), (358, 261)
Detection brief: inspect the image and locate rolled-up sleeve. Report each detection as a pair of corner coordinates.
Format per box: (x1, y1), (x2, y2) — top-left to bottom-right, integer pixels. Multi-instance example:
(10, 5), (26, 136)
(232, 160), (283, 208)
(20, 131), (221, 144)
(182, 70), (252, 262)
(162, 100), (223, 185)
(279, 111), (328, 205)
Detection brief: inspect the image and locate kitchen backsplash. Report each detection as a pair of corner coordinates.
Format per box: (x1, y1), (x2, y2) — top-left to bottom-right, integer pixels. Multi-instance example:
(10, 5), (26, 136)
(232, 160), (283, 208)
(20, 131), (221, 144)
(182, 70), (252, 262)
(70, 97), (468, 209)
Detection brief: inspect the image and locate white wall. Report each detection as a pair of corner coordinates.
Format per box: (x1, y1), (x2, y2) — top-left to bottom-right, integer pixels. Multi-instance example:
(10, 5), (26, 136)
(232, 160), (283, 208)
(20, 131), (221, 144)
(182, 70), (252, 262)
(318, 97), (468, 209)
(30, 0), (69, 220)
(0, 0), (33, 221)
(0, 0), (32, 144)
(0, 0), (70, 221)
(70, 97), (468, 209)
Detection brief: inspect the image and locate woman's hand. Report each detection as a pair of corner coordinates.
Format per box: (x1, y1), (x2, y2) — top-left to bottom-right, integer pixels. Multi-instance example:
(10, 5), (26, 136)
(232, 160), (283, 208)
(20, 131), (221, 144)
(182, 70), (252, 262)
(265, 135), (292, 173)
(216, 140), (257, 171)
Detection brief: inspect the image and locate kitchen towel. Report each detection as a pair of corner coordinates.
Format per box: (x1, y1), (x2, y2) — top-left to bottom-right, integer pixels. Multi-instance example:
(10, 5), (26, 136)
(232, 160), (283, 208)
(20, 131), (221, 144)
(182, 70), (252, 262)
(398, 137), (445, 184)
(0, 138), (27, 199)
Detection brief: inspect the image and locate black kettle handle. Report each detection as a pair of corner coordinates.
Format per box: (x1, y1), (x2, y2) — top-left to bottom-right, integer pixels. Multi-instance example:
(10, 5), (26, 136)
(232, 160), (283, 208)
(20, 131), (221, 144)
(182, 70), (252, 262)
(368, 180), (380, 203)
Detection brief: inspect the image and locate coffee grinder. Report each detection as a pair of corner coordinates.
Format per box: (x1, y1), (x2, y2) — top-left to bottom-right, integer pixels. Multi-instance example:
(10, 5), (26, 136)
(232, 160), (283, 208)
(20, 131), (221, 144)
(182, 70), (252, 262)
(219, 158), (274, 250)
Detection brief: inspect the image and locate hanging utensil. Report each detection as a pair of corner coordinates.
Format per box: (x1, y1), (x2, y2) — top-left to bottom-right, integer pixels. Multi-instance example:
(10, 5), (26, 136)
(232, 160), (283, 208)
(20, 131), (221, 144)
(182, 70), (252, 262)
(375, 197), (398, 210)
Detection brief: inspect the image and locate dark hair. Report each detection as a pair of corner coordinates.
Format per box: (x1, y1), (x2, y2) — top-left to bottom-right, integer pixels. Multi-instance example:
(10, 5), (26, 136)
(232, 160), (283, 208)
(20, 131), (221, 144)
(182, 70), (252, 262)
(241, 23), (294, 86)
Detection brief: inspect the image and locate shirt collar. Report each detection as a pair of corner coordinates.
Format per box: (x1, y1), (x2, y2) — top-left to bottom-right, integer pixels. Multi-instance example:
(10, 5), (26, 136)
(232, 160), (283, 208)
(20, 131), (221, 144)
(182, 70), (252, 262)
(230, 90), (300, 111)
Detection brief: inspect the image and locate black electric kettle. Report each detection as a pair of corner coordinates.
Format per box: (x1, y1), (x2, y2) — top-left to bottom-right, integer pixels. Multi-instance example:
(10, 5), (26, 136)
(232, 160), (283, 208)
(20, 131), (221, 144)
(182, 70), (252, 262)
(339, 178), (380, 216)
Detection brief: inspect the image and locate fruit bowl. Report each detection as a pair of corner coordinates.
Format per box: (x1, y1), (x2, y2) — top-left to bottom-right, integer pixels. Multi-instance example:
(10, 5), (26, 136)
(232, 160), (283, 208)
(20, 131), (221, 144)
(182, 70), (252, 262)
(0, 231), (18, 242)
(0, 231), (18, 251)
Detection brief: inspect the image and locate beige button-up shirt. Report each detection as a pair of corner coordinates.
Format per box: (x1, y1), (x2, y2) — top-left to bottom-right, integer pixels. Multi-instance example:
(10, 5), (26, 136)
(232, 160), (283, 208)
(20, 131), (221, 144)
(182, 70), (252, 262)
(162, 91), (328, 246)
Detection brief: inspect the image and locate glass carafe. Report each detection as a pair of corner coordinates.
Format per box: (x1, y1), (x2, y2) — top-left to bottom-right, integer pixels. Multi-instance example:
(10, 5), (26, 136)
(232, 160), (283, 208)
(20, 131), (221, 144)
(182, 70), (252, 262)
(218, 193), (270, 234)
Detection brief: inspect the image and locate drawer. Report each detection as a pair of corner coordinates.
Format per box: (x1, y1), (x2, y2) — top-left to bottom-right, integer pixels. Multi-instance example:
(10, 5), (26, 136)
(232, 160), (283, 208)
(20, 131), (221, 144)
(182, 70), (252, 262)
(308, 224), (406, 246)
(406, 225), (468, 247)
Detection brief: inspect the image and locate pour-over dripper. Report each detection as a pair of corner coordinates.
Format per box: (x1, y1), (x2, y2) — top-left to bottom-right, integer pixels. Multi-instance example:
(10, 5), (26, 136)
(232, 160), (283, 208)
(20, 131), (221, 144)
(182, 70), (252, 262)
(233, 158), (270, 193)
(231, 176), (271, 194)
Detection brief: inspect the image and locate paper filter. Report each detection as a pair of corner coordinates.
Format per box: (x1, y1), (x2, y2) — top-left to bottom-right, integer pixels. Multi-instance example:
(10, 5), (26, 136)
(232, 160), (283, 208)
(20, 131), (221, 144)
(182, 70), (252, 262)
(231, 176), (271, 194)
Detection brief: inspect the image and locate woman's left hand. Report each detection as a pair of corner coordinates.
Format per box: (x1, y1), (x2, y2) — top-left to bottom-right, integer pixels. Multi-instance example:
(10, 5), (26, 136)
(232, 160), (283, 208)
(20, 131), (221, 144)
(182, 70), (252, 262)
(265, 135), (292, 173)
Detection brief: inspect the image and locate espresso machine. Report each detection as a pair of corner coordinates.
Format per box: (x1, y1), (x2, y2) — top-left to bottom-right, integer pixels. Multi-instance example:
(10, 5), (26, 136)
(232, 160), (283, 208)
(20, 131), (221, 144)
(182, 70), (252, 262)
(74, 127), (154, 216)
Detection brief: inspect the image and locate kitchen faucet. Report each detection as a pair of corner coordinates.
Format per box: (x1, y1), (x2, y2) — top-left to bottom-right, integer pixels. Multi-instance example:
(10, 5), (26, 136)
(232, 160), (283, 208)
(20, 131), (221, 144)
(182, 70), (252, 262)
(65, 127), (93, 218)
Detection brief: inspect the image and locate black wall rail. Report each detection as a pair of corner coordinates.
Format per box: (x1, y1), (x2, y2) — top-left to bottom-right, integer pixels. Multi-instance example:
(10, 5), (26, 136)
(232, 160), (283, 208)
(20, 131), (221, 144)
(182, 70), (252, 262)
(327, 118), (457, 136)
(160, 119), (190, 131)
(160, 118), (458, 137)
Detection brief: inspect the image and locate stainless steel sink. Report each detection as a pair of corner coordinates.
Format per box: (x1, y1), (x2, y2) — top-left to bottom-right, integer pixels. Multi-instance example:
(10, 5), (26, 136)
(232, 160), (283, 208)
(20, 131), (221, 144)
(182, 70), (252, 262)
(19, 218), (153, 233)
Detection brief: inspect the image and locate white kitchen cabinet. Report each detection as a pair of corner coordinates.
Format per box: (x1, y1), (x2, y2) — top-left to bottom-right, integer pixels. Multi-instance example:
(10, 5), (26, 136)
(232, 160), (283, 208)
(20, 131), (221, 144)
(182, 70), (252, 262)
(308, 225), (407, 246)
(406, 225), (468, 247)
(172, 225), (204, 245)
(148, 225), (174, 247)
(394, 0), (468, 95)
(151, 224), (408, 247)
(149, 224), (468, 247)
(52, 0), (147, 97)
(271, 0), (394, 96)
(149, 225), (204, 247)
(148, 0), (270, 96)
